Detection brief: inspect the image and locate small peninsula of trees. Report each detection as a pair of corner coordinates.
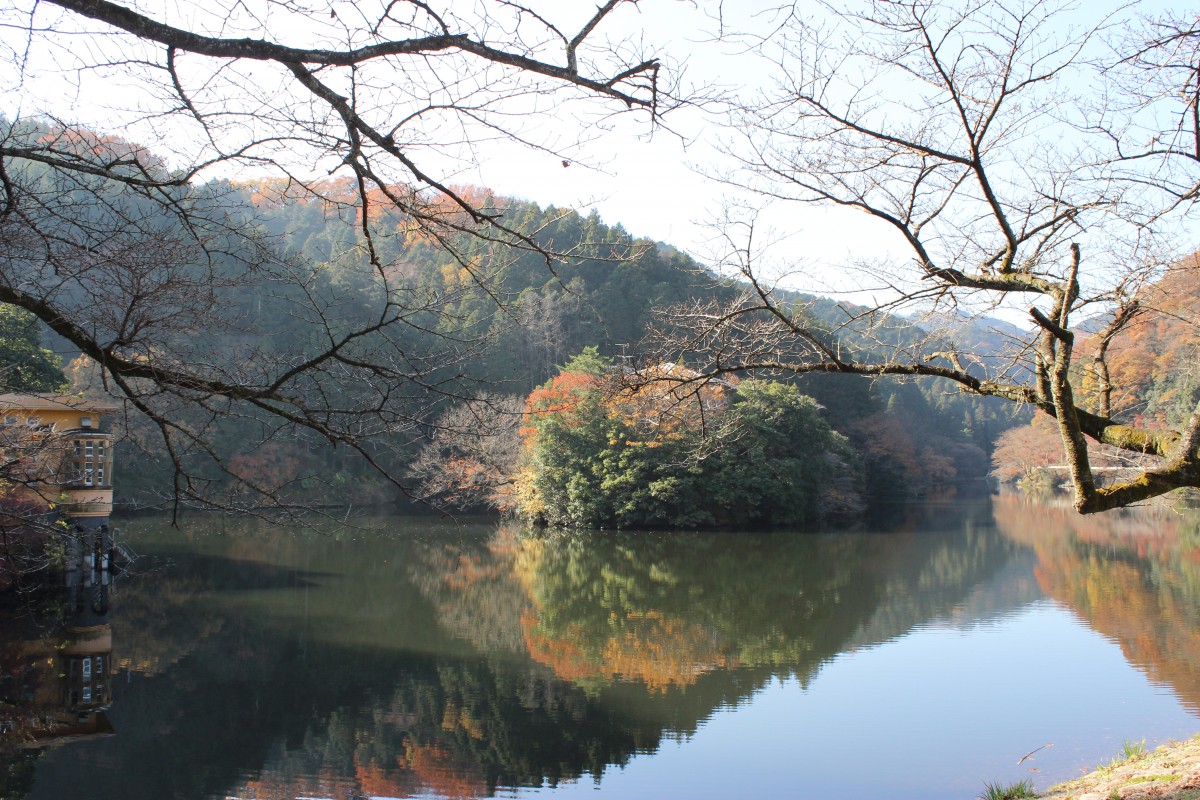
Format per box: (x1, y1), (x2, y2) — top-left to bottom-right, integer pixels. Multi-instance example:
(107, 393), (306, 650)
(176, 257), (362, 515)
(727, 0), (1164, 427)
(417, 349), (860, 529)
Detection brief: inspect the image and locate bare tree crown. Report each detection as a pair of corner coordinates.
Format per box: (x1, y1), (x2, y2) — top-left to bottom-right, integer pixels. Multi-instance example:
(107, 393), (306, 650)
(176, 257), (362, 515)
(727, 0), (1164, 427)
(647, 0), (1200, 513)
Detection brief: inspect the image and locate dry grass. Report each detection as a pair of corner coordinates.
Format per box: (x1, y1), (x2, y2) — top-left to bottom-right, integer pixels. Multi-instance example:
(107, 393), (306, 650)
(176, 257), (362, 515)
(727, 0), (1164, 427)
(1040, 736), (1200, 800)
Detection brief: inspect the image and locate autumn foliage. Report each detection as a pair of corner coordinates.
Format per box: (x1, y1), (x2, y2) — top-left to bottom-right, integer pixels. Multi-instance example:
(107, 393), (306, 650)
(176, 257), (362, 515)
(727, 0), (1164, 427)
(991, 414), (1162, 486)
(993, 494), (1200, 713)
(515, 354), (859, 529)
(522, 609), (735, 692)
(1086, 258), (1200, 425)
(521, 370), (605, 439)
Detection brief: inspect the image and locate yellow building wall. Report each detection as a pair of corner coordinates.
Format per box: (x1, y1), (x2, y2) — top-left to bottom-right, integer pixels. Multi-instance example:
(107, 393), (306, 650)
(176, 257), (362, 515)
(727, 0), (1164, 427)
(0, 395), (118, 523)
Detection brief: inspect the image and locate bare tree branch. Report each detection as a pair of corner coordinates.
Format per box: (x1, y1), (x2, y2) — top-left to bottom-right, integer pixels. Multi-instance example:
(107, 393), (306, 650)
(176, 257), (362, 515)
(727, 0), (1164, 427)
(647, 0), (1200, 514)
(0, 0), (689, 514)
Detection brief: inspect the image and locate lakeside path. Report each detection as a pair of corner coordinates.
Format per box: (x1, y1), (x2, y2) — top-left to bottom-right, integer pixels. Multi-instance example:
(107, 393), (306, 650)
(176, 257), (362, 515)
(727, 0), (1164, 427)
(1039, 736), (1200, 800)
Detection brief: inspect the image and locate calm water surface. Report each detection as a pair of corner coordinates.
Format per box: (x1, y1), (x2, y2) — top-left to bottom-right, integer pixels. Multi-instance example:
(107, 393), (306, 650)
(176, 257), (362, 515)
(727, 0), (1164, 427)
(4, 494), (1200, 799)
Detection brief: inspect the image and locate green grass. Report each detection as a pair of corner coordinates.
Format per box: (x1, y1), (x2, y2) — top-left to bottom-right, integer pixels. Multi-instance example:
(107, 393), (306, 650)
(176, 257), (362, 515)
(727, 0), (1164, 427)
(979, 778), (1038, 800)
(1126, 773), (1177, 784)
(1100, 739), (1148, 773)
(1120, 739), (1148, 761)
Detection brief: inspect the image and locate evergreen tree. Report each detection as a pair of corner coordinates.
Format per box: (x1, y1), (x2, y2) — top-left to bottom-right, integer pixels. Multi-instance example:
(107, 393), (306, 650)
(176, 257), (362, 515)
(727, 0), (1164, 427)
(0, 304), (66, 392)
(517, 364), (861, 529)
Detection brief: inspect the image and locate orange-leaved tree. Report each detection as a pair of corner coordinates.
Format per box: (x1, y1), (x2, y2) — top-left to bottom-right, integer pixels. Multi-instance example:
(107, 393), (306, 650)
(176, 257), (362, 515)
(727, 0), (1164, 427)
(516, 349), (858, 529)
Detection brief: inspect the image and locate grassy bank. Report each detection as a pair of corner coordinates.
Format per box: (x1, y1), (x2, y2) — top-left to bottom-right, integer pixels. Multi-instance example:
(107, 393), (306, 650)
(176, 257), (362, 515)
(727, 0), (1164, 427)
(1032, 735), (1200, 800)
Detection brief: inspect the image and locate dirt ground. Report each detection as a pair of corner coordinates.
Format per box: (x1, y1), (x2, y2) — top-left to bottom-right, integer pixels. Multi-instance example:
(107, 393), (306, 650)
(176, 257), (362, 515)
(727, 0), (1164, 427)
(1039, 736), (1200, 800)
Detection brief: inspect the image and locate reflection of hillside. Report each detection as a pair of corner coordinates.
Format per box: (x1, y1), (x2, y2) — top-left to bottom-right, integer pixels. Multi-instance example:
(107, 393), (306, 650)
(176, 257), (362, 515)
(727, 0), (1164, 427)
(517, 529), (872, 692)
(410, 526), (865, 694)
(24, 517), (682, 800)
(522, 608), (735, 692)
(20, 505), (1036, 800)
(993, 494), (1200, 713)
(847, 502), (1041, 647)
(407, 531), (534, 656)
(415, 504), (1030, 699)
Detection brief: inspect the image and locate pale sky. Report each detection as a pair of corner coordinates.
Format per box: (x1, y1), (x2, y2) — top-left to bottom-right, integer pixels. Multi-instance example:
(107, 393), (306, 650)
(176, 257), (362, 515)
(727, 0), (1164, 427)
(0, 0), (914, 301)
(417, 0), (1193, 306)
(1, 0), (1191, 310)
(453, 0), (917, 300)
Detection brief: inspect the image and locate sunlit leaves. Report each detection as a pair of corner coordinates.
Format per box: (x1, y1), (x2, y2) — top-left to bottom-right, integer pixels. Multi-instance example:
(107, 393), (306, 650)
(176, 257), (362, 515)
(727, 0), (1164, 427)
(517, 363), (859, 528)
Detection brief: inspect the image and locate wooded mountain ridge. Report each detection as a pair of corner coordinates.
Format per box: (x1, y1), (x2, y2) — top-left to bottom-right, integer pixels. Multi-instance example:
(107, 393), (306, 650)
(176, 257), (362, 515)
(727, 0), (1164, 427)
(21, 171), (1191, 512)
(51, 177), (1029, 510)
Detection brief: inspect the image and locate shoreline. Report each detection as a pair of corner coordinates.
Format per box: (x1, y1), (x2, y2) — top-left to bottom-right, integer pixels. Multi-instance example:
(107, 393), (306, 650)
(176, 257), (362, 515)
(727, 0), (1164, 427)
(1038, 735), (1200, 799)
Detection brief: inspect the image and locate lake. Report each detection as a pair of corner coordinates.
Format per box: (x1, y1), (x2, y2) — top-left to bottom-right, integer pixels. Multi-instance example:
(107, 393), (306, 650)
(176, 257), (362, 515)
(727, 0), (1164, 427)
(3, 492), (1199, 799)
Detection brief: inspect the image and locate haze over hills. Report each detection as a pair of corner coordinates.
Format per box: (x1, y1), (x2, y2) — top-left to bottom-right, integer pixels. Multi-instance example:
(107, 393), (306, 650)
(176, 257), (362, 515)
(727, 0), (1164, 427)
(40, 170), (1194, 512)
(24, 177), (1034, 510)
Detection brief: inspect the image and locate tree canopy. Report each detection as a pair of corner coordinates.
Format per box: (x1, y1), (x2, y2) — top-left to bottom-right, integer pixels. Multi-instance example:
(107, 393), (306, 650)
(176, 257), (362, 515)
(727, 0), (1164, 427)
(2, 0), (1195, 517)
(0, 304), (65, 393)
(514, 358), (859, 529)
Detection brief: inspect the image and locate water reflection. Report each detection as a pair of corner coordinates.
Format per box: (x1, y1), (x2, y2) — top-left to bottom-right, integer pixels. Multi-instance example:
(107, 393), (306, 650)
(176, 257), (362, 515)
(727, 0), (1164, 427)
(993, 493), (1200, 713)
(412, 503), (1024, 699)
(0, 532), (118, 798)
(3, 498), (1199, 800)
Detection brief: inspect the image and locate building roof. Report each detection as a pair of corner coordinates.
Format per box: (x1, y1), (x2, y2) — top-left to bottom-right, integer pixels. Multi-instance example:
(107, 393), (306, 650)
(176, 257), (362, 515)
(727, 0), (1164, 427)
(0, 393), (119, 414)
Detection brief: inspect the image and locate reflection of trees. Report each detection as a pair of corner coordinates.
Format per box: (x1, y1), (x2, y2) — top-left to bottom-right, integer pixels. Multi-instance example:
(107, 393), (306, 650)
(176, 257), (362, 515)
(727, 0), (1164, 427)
(410, 525), (860, 692)
(21, 517), (681, 799)
(407, 529), (535, 656)
(416, 504), (1028, 697)
(17, 505), (1031, 800)
(516, 529), (869, 691)
(849, 503), (1041, 646)
(993, 494), (1200, 712)
(217, 656), (668, 798)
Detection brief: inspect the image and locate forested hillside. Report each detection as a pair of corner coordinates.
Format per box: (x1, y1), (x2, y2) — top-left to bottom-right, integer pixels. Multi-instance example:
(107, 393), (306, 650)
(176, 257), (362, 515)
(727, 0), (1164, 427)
(241, 178), (711, 392)
(43, 177), (1021, 512)
(1096, 257), (1200, 429)
(992, 254), (1200, 491)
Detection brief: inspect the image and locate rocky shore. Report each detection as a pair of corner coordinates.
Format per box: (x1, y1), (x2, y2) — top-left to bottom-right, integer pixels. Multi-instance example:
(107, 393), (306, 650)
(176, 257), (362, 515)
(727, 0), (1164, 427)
(1039, 736), (1200, 800)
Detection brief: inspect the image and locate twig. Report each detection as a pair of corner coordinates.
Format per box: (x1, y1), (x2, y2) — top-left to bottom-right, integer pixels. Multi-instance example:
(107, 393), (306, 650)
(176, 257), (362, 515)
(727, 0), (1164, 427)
(1018, 743), (1054, 766)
